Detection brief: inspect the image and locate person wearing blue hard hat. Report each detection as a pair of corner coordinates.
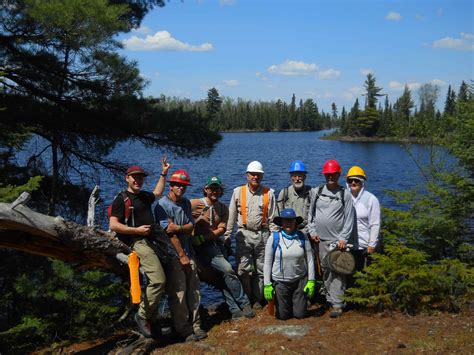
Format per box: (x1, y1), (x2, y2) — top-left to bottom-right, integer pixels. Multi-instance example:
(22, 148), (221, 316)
(277, 160), (312, 235)
(263, 208), (315, 320)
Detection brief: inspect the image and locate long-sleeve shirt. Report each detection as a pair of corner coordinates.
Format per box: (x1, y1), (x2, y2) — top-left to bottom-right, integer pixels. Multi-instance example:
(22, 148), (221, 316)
(307, 184), (355, 242)
(350, 187), (381, 249)
(263, 231), (315, 284)
(225, 184), (278, 239)
(277, 184), (312, 234)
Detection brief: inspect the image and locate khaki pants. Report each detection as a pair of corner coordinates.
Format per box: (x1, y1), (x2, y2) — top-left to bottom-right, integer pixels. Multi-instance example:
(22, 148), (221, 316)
(165, 257), (201, 337)
(319, 240), (347, 308)
(132, 238), (166, 320)
(235, 228), (269, 304)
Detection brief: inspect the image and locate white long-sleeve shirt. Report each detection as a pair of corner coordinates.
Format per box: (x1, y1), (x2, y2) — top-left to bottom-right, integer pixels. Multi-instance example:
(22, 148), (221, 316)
(350, 187), (381, 249)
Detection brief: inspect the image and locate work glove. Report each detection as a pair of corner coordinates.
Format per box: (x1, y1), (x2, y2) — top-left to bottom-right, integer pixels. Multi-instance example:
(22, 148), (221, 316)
(264, 284), (274, 301)
(304, 280), (316, 299)
(192, 234), (206, 246)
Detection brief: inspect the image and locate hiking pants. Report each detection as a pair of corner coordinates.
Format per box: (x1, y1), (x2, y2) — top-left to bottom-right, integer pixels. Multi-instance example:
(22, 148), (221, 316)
(319, 240), (347, 308)
(274, 276), (308, 320)
(165, 257), (201, 337)
(235, 228), (269, 305)
(196, 242), (250, 314)
(132, 238), (166, 320)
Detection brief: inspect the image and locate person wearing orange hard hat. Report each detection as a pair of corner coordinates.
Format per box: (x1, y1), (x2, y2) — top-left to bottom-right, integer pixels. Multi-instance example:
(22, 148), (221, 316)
(154, 169), (207, 343)
(346, 166), (381, 270)
(307, 159), (356, 319)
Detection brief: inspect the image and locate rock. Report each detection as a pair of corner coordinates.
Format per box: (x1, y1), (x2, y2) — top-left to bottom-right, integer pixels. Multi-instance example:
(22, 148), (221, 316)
(257, 325), (311, 338)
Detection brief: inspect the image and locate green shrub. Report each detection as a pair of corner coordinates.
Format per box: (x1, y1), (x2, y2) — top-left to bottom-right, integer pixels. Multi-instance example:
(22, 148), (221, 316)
(345, 244), (474, 314)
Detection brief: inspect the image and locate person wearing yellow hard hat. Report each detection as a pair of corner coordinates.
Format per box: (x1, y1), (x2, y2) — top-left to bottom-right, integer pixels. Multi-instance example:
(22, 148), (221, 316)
(346, 166), (381, 271)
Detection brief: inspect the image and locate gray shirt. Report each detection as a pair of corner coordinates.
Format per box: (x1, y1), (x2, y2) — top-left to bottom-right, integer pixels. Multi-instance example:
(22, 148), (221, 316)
(264, 231), (315, 284)
(307, 184), (355, 242)
(277, 184), (312, 234)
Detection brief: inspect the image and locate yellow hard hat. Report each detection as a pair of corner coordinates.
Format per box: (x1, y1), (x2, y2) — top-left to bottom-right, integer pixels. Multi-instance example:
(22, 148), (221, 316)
(347, 166), (367, 180)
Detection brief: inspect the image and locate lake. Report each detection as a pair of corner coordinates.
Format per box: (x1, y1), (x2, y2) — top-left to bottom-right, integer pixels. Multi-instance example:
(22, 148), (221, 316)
(20, 130), (446, 307)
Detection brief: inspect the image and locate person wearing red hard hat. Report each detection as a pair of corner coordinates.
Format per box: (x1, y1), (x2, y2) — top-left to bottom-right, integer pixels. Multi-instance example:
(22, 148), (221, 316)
(154, 169), (207, 342)
(109, 157), (170, 338)
(307, 159), (356, 318)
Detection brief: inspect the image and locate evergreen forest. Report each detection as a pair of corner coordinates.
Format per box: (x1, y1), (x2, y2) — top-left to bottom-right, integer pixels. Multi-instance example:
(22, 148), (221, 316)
(0, 0), (472, 353)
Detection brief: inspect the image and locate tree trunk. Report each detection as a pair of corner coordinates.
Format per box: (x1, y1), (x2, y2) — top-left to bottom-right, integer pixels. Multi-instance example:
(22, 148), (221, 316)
(0, 200), (130, 275)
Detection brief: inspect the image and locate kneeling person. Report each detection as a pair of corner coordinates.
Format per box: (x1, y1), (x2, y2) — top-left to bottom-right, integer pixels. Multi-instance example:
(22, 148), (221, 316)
(263, 208), (315, 320)
(191, 176), (255, 320)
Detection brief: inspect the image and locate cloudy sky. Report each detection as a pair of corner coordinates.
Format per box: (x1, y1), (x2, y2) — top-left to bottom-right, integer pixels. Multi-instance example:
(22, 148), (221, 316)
(120, 0), (473, 111)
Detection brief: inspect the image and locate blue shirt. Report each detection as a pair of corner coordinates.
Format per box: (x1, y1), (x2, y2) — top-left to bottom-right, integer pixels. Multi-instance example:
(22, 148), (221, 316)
(154, 195), (195, 258)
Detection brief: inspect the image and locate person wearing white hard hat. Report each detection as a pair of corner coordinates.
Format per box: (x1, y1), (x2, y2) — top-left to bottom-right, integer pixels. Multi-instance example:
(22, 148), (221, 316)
(225, 161), (278, 309)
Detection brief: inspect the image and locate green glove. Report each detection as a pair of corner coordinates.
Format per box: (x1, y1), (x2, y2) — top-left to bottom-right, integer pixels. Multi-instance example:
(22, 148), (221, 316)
(304, 280), (316, 299)
(264, 284), (274, 301)
(192, 234), (205, 246)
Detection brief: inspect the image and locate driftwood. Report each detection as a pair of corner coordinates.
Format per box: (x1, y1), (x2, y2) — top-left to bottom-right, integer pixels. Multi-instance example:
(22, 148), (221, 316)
(0, 193), (131, 275)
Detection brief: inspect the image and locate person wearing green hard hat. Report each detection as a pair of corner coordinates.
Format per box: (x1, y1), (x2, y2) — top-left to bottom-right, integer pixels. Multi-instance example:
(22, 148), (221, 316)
(263, 208), (315, 320)
(191, 176), (255, 320)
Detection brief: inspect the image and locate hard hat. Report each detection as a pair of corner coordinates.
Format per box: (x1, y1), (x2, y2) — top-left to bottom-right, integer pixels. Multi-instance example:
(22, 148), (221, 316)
(168, 169), (192, 185)
(322, 159), (342, 174)
(246, 161), (264, 174)
(346, 166), (367, 180)
(289, 160), (307, 174)
(205, 175), (223, 188)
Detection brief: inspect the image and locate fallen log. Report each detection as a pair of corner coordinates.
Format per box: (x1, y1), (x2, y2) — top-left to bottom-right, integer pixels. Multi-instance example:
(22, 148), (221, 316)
(0, 194), (130, 275)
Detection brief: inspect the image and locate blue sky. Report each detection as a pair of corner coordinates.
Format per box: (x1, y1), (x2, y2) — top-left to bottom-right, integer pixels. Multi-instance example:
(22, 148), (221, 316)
(119, 0), (473, 112)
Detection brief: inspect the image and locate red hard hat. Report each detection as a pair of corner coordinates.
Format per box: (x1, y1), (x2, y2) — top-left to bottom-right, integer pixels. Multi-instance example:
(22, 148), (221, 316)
(168, 169), (192, 185)
(322, 159), (342, 174)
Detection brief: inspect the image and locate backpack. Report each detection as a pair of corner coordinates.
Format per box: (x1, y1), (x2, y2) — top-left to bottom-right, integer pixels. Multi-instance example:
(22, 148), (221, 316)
(279, 185), (311, 208)
(310, 184), (345, 223)
(107, 190), (134, 226)
(272, 231), (306, 272)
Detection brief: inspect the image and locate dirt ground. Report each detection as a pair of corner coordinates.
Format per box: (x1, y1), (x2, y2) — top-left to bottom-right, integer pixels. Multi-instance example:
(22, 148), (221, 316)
(47, 304), (473, 354)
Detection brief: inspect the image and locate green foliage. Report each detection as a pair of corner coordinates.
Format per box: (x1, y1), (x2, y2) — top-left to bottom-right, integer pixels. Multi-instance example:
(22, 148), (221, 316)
(346, 245), (474, 314)
(0, 252), (127, 353)
(0, 176), (43, 203)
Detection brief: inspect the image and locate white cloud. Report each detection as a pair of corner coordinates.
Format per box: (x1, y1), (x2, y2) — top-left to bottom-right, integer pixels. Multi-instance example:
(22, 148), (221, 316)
(132, 26), (152, 34)
(220, 0), (235, 5)
(431, 79), (446, 86)
(385, 12), (402, 21)
(256, 72), (268, 81)
(433, 32), (474, 51)
(223, 79), (239, 87)
(389, 81), (422, 91)
(123, 31), (214, 52)
(342, 86), (364, 100)
(360, 68), (374, 76)
(318, 68), (341, 80)
(268, 60), (318, 76)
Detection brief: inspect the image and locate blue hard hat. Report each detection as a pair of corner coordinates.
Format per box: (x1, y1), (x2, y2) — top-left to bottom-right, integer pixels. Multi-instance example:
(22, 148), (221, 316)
(289, 160), (307, 173)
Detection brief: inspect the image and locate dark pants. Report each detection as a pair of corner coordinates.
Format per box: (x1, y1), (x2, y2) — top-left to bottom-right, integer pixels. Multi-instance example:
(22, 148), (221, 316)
(274, 277), (308, 320)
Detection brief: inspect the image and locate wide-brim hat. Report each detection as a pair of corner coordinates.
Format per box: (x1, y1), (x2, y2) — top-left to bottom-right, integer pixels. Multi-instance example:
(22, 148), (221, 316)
(274, 208), (303, 226)
(325, 249), (355, 275)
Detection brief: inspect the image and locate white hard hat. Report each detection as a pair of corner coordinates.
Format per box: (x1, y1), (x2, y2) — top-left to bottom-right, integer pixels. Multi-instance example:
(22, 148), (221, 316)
(246, 161), (264, 174)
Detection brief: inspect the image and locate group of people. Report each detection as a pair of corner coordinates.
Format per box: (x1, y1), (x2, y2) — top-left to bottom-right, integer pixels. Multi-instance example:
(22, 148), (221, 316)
(108, 157), (381, 341)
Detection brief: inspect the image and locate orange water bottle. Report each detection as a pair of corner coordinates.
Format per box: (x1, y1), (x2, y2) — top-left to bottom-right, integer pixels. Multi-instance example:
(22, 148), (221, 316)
(128, 252), (141, 304)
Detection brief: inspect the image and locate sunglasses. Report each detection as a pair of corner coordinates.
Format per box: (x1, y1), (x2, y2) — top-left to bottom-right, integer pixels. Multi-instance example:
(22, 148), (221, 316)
(347, 178), (362, 184)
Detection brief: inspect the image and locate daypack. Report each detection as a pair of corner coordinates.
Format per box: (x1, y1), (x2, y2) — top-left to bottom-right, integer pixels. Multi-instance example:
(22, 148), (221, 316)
(310, 184), (345, 223)
(272, 231), (306, 272)
(107, 190), (134, 226)
(279, 185), (311, 207)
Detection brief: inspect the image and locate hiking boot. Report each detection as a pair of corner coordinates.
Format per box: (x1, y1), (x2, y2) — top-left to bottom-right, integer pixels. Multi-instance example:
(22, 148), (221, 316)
(184, 333), (199, 342)
(243, 304), (255, 318)
(252, 302), (263, 310)
(134, 313), (152, 338)
(330, 307), (343, 318)
(231, 310), (244, 320)
(194, 328), (208, 340)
